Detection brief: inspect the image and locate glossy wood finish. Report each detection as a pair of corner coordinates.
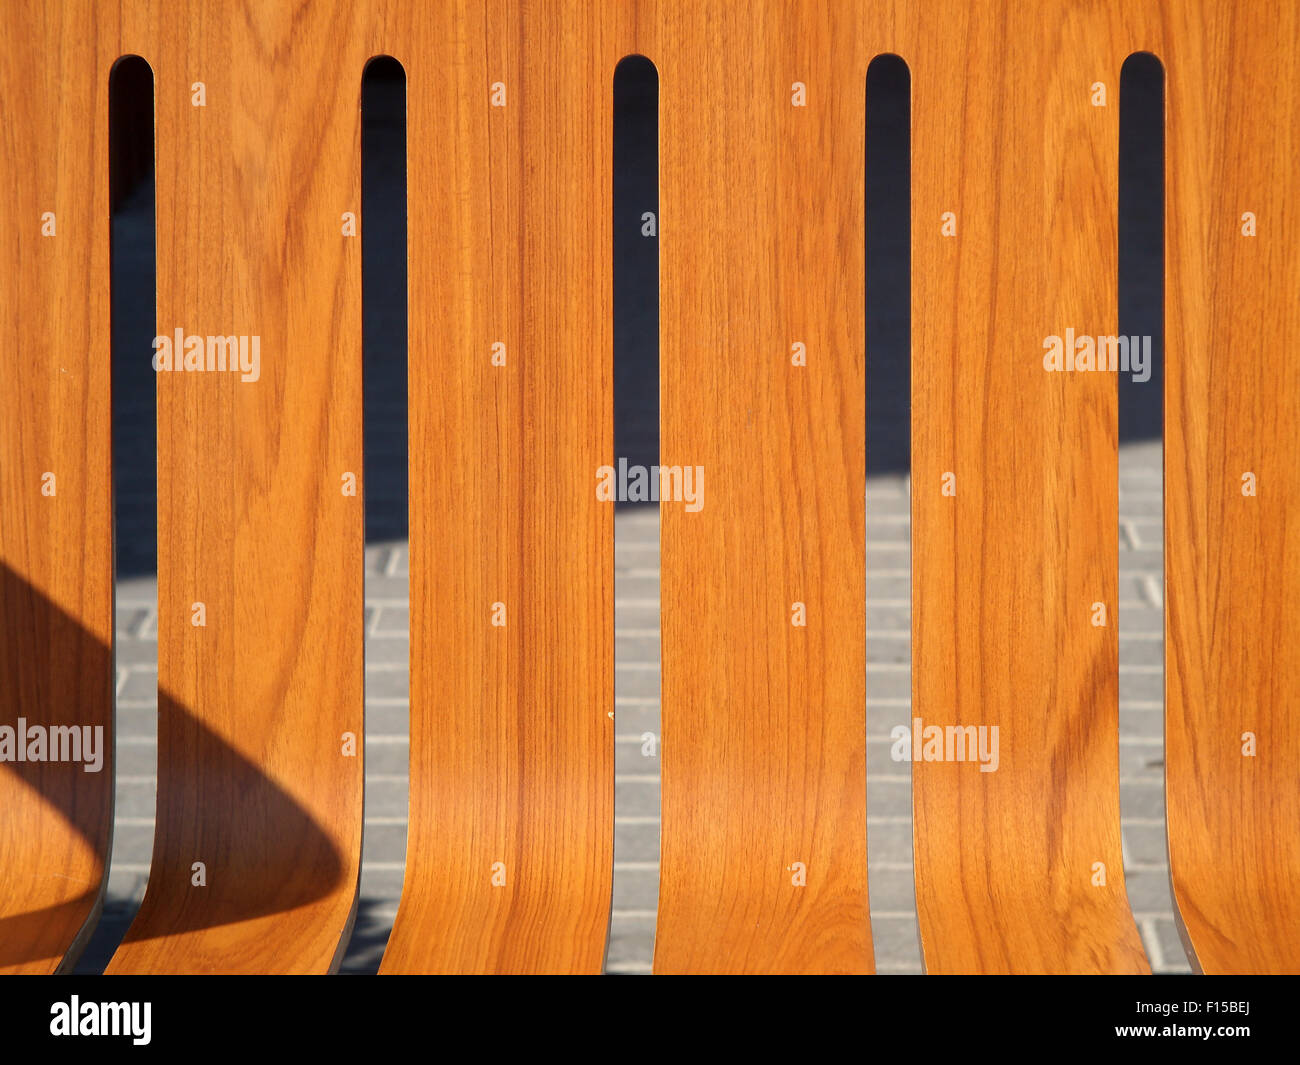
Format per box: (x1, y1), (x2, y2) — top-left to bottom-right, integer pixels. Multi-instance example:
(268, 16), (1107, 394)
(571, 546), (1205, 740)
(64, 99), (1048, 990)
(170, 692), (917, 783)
(377, 0), (616, 973)
(652, 1), (875, 974)
(0, 0), (115, 975)
(105, 0), (366, 973)
(909, 0), (1147, 973)
(4, 0), (1297, 978)
(1160, 0), (1300, 974)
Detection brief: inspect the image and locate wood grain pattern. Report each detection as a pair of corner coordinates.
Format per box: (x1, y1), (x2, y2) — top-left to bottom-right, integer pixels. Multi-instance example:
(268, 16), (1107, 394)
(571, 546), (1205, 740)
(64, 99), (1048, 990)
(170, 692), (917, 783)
(1160, 0), (1300, 974)
(5, 0), (1298, 978)
(0, 0), (115, 975)
(653, 0), (875, 974)
(104, 0), (366, 974)
(909, 0), (1148, 973)
(377, 0), (616, 973)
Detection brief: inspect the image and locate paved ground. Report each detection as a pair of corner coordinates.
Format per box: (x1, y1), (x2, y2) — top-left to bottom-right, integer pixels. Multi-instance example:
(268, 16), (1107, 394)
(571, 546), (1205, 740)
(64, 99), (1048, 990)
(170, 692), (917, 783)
(77, 56), (1181, 974)
(75, 438), (1187, 974)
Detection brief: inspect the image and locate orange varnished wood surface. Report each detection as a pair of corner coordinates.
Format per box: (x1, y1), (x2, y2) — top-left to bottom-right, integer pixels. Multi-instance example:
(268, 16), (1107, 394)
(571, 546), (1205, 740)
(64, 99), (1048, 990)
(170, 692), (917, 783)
(2, 0), (1298, 977)
(1160, 0), (1300, 974)
(653, 1), (875, 974)
(0, 0), (115, 975)
(909, 0), (1147, 973)
(104, 0), (367, 973)
(377, 0), (616, 973)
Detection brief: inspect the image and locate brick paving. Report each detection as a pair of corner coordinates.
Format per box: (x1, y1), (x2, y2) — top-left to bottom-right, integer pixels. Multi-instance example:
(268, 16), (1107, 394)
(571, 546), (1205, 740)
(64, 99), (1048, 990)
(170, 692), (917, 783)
(74, 438), (1186, 974)
(73, 52), (1183, 975)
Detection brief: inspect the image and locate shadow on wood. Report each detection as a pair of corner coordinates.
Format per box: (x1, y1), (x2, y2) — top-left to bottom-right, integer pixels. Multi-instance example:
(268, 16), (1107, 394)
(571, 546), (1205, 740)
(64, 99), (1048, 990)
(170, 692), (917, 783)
(0, 562), (357, 973)
(0, 560), (112, 971)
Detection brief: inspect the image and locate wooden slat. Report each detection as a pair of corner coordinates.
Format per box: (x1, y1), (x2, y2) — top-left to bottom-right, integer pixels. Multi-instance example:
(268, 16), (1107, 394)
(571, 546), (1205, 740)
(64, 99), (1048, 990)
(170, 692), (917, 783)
(377, 0), (616, 974)
(652, 0), (874, 975)
(909, 0), (1148, 973)
(0, 0), (114, 975)
(10, 0), (1300, 980)
(105, 0), (366, 973)
(1162, 0), (1300, 974)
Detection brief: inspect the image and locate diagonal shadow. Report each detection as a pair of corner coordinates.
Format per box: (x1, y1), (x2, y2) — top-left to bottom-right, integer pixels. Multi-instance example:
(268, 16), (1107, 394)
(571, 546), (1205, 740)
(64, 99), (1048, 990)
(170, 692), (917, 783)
(0, 559), (348, 971)
(0, 560), (112, 973)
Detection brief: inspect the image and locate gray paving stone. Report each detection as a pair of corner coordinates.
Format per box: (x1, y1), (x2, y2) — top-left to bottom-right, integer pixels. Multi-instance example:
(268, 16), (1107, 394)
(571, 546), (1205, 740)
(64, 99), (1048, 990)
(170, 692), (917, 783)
(616, 738), (660, 773)
(615, 635), (660, 660)
(1118, 606), (1164, 631)
(1120, 637), (1165, 666)
(615, 576), (661, 600)
(1117, 672), (1165, 703)
(1149, 918), (1193, 973)
(110, 823), (155, 857)
(362, 824), (409, 864)
(611, 870), (660, 913)
(115, 741), (160, 777)
(614, 665), (660, 699)
(356, 867), (406, 900)
(364, 741), (410, 776)
(868, 778), (913, 807)
(1116, 494), (1163, 517)
(364, 635), (410, 665)
(864, 670), (912, 700)
(1120, 783), (1167, 820)
(1124, 823), (1170, 867)
(865, 496), (909, 517)
(868, 605), (912, 630)
(613, 703), (661, 733)
(615, 778), (660, 819)
(93, 442), (1180, 974)
(615, 823), (660, 864)
(371, 605), (410, 634)
(365, 668), (409, 701)
(363, 703), (409, 736)
(870, 913), (922, 967)
(1119, 708), (1164, 740)
(868, 635), (910, 664)
(114, 607), (150, 637)
(384, 545), (409, 577)
(114, 780), (158, 819)
(605, 924), (655, 971)
(868, 739), (914, 775)
(362, 574), (412, 601)
(615, 604), (659, 629)
(1119, 742), (1165, 779)
(866, 820), (912, 858)
(870, 870), (919, 912)
(867, 576), (910, 599)
(117, 667), (160, 701)
(1124, 869), (1178, 913)
(868, 548), (910, 570)
(364, 777), (411, 818)
(1118, 548), (1165, 573)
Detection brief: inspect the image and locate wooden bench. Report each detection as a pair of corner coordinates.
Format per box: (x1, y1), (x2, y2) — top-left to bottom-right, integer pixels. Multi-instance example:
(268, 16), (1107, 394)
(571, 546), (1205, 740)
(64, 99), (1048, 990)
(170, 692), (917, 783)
(377, 2), (615, 974)
(0, 3), (114, 974)
(650, 2), (875, 975)
(2, 0), (1296, 977)
(1163, 0), (1300, 975)
(908, 0), (1149, 975)
(99, 3), (368, 974)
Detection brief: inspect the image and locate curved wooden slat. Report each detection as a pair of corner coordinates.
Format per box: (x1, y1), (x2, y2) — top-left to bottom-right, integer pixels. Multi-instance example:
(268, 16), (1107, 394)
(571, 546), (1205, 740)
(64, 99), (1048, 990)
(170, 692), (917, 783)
(652, 0), (874, 975)
(11, 0), (1300, 980)
(0, 0), (115, 975)
(104, 0), (367, 974)
(1162, 0), (1300, 974)
(377, 0), (616, 975)
(909, 0), (1148, 974)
